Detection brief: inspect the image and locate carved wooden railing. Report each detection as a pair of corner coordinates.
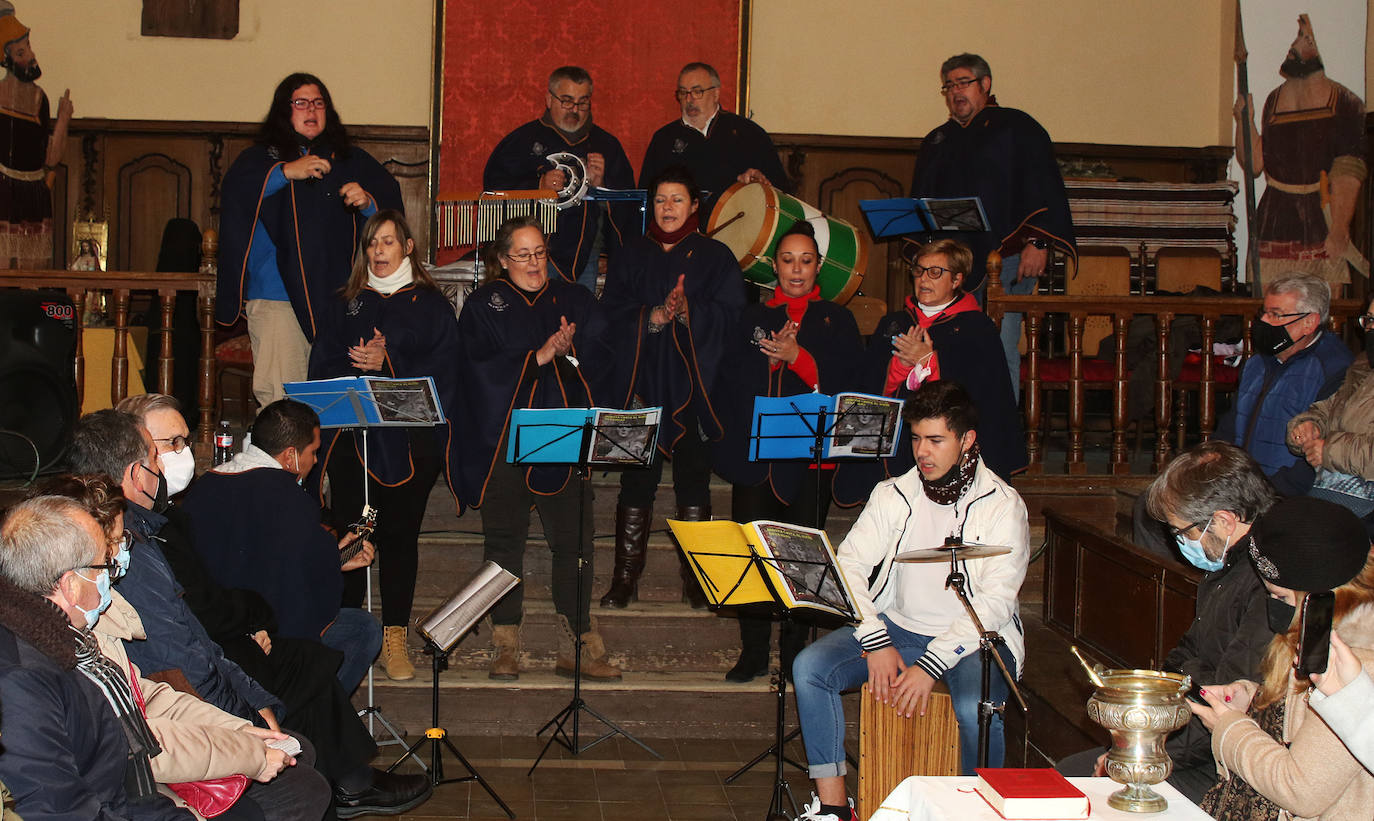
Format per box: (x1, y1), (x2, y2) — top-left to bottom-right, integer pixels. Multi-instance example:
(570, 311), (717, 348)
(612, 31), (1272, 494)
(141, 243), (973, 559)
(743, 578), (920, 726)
(0, 269), (217, 445)
(986, 277), (1364, 476)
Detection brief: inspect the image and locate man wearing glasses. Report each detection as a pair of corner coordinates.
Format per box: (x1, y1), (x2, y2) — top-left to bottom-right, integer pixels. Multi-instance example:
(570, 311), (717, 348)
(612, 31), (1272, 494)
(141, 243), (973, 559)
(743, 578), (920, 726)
(219, 73), (403, 407)
(639, 61), (788, 216)
(484, 65), (635, 291)
(911, 53), (1075, 402)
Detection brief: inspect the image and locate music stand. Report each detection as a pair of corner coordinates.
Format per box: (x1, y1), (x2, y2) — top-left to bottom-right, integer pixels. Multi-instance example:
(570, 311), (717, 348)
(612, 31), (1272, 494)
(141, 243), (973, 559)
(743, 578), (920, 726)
(284, 376), (446, 750)
(857, 195), (991, 240)
(506, 406), (665, 772)
(672, 517), (858, 821)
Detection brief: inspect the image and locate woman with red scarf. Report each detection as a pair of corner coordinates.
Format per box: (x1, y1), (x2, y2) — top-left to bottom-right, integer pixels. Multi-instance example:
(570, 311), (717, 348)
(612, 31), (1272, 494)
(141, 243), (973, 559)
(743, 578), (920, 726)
(835, 239), (1026, 506)
(712, 222), (863, 681)
(598, 166), (746, 609)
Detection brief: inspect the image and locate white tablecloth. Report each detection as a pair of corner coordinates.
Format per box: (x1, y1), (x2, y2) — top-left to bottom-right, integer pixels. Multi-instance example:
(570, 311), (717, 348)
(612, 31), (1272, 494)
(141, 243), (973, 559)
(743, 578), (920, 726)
(869, 776), (1211, 821)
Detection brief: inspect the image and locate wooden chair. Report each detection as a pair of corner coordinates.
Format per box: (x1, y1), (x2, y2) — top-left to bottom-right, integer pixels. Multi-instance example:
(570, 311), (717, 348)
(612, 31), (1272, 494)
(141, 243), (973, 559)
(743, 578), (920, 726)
(857, 681), (959, 820)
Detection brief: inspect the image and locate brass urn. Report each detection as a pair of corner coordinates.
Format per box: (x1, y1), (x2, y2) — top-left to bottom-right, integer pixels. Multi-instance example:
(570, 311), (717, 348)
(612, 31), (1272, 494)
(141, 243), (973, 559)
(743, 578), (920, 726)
(1086, 668), (1193, 812)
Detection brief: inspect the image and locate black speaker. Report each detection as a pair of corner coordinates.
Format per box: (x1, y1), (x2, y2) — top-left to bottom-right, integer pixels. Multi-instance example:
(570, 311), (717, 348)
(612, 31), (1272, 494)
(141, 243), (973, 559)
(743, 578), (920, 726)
(0, 290), (78, 474)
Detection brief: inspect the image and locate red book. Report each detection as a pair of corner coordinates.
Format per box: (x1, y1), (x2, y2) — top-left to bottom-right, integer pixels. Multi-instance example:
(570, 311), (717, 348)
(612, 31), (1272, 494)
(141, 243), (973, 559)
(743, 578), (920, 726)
(973, 768), (1090, 820)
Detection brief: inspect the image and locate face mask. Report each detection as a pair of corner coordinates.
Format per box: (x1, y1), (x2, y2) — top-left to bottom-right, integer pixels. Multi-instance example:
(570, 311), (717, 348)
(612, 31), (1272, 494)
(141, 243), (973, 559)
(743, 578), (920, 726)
(112, 534), (131, 580)
(1176, 515), (1227, 573)
(138, 462), (169, 513)
(73, 568), (112, 629)
(162, 447), (196, 496)
(1266, 597), (1297, 634)
(1251, 315), (1306, 357)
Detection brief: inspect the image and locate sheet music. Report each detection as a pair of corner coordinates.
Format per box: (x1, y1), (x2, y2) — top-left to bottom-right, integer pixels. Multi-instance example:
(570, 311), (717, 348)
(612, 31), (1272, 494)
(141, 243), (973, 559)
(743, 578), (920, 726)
(418, 561), (521, 652)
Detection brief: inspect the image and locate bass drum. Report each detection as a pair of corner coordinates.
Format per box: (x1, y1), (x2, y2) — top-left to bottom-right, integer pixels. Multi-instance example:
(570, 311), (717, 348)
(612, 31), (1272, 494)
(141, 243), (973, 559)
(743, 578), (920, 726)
(706, 182), (868, 304)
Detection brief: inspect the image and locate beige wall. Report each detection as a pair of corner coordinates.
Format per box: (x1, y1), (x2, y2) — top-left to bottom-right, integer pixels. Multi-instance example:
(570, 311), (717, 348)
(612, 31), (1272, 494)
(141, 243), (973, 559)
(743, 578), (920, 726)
(748, 0), (1230, 146)
(25, 0), (434, 126)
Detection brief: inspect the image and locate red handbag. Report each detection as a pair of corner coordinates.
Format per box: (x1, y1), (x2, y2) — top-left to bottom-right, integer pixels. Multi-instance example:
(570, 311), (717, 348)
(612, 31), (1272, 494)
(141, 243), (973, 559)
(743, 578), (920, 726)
(128, 661), (252, 817)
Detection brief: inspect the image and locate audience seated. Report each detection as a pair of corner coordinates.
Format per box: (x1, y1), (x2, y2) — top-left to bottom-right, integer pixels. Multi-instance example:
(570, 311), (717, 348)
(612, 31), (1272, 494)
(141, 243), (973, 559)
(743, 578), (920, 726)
(1189, 497), (1374, 819)
(0, 495), (191, 820)
(181, 399), (383, 695)
(1057, 441), (1277, 803)
(41, 473), (331, 821)
(116, 394), (411, 812)
(1286, 294), (1374, 529)
(1135, 272), (1352, 556)
(66, 408), (430, 819)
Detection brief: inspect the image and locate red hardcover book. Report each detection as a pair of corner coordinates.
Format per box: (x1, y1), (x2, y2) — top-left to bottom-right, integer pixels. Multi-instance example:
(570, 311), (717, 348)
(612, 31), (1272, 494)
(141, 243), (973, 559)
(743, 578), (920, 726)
(973, 768), (1090, 820)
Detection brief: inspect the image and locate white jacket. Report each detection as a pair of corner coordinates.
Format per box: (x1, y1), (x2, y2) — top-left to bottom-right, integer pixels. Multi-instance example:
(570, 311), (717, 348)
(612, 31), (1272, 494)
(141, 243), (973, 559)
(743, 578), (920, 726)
(835, 458), (1028, 680)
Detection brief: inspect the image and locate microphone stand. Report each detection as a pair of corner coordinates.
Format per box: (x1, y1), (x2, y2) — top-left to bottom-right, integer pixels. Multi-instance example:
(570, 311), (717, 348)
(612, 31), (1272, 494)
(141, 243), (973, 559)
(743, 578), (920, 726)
(941, 537), (1028, 768)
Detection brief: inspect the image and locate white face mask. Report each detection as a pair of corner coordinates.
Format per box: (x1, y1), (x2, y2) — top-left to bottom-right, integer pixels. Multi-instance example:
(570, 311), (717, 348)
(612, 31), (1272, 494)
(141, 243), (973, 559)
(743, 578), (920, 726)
(162, 447), (196, 495)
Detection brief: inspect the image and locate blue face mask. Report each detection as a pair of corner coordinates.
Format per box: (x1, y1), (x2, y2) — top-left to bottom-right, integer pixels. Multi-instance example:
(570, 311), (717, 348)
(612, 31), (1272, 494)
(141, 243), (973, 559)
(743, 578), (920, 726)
(1176, 515), (1227, 572)
(112, 533), (131, 580)
(73, 568), (113, 629)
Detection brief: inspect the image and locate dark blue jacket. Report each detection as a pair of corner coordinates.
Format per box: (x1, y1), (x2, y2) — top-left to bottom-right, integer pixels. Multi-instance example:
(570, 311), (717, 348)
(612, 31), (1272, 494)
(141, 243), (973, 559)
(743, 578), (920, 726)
(119, 503), (282, 721)
(1216, 332), (1351, 495)
(0, 587), (190, 820)
(639, 110), (788, 217)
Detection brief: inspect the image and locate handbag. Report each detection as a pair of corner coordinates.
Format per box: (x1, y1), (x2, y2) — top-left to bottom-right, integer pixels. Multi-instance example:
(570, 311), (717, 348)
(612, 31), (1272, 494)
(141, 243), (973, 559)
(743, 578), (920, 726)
(127, 660), (252, 818)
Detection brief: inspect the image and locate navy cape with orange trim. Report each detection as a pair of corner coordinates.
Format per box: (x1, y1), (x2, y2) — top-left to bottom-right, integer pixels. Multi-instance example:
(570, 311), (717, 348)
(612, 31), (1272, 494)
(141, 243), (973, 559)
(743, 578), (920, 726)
(308, 284), (464, 512)
(600, 232), (745, 452)
(454, 278), (607, 508)
(217, 142), (403, 340)
(910, 105), (1075, 291)
(712, 300), (863, 504)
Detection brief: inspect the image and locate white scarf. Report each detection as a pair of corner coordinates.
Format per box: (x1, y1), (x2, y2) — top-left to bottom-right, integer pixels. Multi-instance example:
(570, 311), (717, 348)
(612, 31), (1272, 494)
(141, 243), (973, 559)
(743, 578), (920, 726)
(918, 297), (956, 317)
(368, 257), (414, 295)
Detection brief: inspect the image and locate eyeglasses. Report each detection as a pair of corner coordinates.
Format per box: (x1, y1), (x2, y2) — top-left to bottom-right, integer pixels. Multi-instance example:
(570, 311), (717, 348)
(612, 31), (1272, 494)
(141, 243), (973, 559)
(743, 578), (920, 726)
(1257, 309), (1311, 323)
(939, 76), (981, 95)
(675, 86), (719, 101)
(77, 561), (118, 576)
(109, 529), (132, 553)
(290, 97), (326, 111)
(155, 435), (191, 454)
(1166, 519), (1209, 540)
(1356, 313), (1374, 332)
(552, 95), (591, 111)
(912, 263), (955, 280)
(504, 248), (548, 263)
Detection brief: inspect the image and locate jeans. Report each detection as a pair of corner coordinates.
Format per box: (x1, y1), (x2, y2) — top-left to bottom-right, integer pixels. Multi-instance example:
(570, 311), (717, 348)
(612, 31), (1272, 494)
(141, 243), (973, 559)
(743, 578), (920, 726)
(320, 607), (383, 695)
(792, 613), (1016, 777)
(996, 253), (1037, 404)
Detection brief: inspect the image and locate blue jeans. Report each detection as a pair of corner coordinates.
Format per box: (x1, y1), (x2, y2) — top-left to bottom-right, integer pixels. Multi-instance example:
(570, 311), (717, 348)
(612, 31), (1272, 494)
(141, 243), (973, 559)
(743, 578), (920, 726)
(997, 253), (1037, 404)
(792, 613), (1016, 777)
(320, 607), (383, 695)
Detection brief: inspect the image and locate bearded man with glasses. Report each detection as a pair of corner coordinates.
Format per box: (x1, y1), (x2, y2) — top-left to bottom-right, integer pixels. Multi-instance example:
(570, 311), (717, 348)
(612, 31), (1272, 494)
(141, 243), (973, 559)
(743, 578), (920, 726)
(911, 53), (1075, 403)
(639, 61), (788, 216)
(218, 73), (404, 407)
(484, 65), (636, 291)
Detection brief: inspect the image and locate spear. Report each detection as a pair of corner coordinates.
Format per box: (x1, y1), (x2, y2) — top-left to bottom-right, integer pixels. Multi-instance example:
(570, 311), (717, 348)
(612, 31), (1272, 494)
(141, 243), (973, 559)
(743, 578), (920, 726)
(1234, 0), (1261, 289)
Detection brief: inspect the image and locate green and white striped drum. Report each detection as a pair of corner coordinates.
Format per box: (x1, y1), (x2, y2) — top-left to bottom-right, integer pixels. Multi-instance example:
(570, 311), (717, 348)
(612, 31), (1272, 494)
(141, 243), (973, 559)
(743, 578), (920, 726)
(707, 182), (869, 304)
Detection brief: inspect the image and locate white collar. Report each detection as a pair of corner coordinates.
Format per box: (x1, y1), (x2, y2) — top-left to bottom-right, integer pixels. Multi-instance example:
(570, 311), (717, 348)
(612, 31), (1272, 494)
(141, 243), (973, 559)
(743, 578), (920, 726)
(918, 297), (956, 317)
(368, 257), (414, 295)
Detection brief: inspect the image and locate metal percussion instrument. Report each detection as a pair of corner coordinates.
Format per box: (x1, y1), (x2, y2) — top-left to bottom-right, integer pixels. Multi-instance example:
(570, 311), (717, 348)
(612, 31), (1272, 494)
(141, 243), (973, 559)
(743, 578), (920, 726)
(894, 538), (1013, 563)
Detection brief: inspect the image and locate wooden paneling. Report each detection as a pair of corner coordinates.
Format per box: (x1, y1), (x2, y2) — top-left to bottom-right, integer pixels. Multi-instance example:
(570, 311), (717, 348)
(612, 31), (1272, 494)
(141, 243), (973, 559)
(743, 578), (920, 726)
(56, 119), (430, 273)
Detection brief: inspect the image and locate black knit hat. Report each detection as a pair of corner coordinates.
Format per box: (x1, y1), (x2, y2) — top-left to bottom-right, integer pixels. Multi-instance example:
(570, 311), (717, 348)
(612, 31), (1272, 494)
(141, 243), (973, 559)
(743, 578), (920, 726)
(1248, 496), (1371, 591)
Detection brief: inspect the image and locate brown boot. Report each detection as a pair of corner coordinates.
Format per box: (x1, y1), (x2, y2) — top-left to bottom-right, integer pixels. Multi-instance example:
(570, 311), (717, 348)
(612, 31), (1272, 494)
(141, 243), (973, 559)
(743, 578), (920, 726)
(381, 625), (416, 681)
(599, 505), (651, 608)
(489, 623), (521, 681)
(555, 615), (622, 681)
(676, 505), (711, 609)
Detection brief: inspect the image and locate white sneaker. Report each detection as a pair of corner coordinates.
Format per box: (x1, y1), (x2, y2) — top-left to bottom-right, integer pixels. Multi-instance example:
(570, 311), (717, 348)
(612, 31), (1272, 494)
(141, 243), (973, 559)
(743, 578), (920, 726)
(798, 793), (854, 821)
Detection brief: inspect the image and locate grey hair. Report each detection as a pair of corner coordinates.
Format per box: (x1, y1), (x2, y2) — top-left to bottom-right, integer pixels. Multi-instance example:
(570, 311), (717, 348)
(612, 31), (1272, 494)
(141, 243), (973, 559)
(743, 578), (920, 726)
(547, 65), (592, 94)
(115, 392), (181, 422)
(67, 409), (149, 482)
(941, 53), (991, 80)
(0, 496), (99, 595)
(1146, 441), (1278, 527)
(678, 62), (721, 86)
(1266, 272), (1332, 324)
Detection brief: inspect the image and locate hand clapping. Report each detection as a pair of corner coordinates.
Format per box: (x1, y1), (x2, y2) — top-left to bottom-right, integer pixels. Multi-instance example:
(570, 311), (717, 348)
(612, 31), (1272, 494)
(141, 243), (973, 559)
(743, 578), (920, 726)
(348, 328), (386, 372)
(759, 321), (800, 364)
(892, 325), (933, 367)
(653, 274), (688, 325)
(537, 315), (577, 366)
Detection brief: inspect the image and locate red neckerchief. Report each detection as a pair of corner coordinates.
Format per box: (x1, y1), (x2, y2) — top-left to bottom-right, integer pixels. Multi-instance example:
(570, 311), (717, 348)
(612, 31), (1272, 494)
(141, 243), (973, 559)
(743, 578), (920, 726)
(648, 212), (700, 246)
(766, 284), (822, 324)
(904, 291), (980, 327)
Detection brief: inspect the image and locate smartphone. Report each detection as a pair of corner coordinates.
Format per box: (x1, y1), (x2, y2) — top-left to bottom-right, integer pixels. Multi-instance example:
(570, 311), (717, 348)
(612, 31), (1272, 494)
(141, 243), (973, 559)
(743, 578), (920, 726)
(1295, 590), (1336, 678)
(1185, 680), (1207, 705)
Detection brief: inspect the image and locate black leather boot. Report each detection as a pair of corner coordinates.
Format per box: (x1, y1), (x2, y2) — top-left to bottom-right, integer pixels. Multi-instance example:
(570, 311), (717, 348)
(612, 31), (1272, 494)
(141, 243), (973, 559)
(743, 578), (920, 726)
(599, 505), (651, 608)
(676, 505), (711, 609)
(727, 615), (771, 682)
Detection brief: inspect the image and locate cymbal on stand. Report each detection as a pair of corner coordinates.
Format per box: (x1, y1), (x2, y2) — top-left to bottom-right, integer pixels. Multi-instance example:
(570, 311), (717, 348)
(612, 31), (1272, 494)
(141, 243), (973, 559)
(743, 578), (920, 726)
(894, 543), (1013, 563)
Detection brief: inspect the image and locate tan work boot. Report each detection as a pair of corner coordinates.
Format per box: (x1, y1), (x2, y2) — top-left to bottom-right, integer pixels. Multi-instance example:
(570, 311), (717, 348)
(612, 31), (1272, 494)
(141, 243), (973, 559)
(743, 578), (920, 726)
(381, 626), (415, 681)
(489, 623), (521, 680)
(555, 615), (622, 681)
